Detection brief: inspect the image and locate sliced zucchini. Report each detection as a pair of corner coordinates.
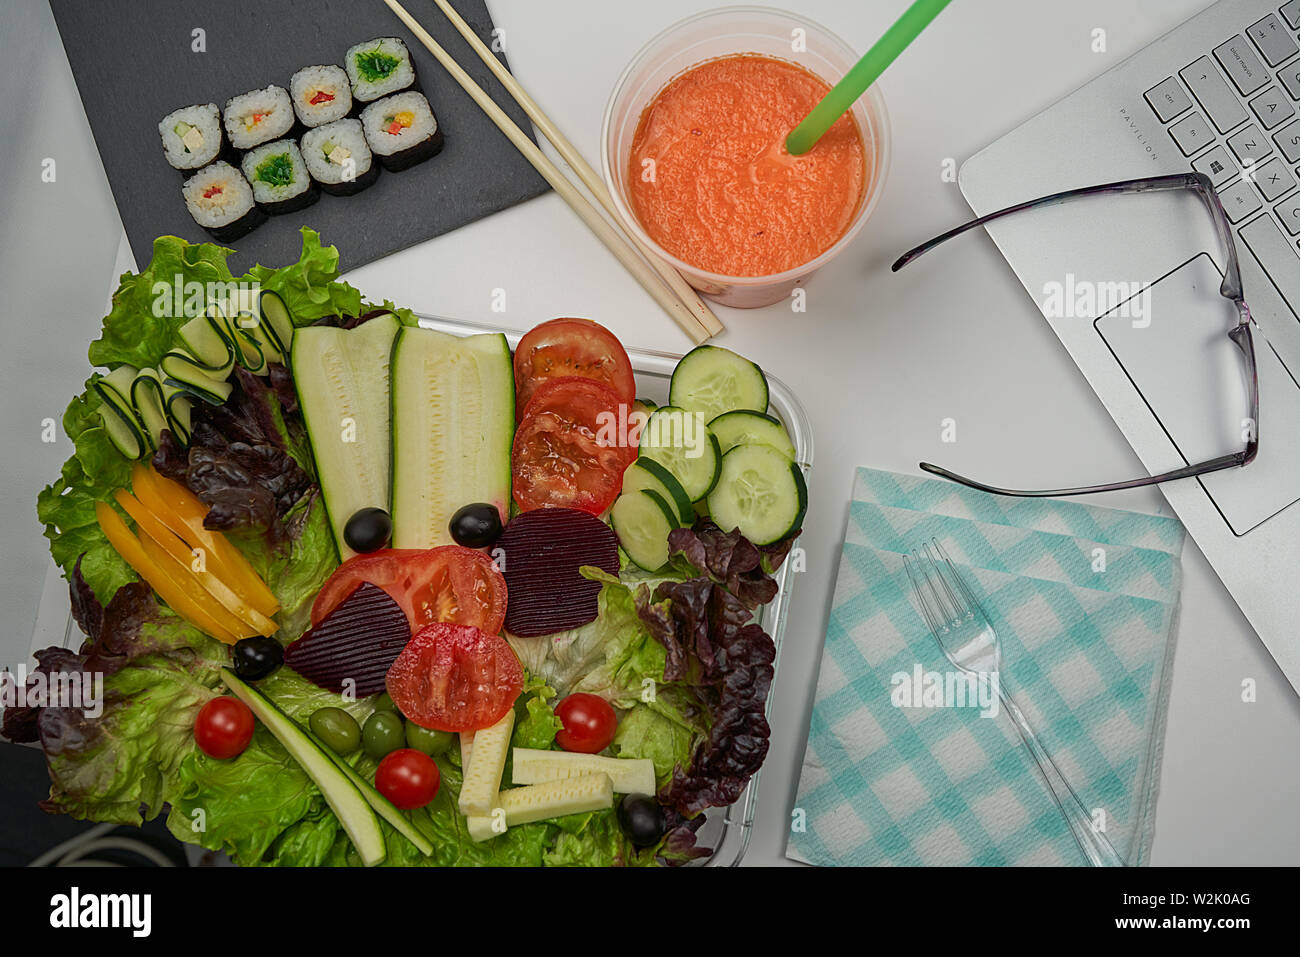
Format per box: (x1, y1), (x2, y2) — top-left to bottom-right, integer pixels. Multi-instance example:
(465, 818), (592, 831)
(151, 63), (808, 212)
(611, 489), (678, 571)
(160, 348), (234, 404)
(178, 314), (235, 371)
(638, 406), (721, 502)
(163, 384), (194, 444)
(93, 365), (147, 459)
(257, 290), (296, 357)
(705, 443), (807, 546)
(708, 409), (795, 460)
(220, 670), (386, 866)
(668, 345), (768, 422)
(129, 369), (169, 450)
(621, 458), (693, 526)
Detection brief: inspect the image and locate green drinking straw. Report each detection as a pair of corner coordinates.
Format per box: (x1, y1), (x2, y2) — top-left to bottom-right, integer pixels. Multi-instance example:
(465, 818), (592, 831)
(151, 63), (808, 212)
(785, 0), (953, 155)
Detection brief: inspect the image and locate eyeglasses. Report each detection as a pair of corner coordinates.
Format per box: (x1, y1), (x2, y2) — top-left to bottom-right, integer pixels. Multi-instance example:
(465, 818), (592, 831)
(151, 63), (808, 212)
(892, 171), (1259, 498)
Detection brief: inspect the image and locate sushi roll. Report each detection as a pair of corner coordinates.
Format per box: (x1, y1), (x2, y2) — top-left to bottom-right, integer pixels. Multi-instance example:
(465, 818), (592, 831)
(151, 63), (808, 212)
(223, 85), (296, 151)
(241, 140), (318, 215)
(182, 162), (264, 241)
(302, 119), (379, 196)
(361, 92), (443, 172)
(290, 65), (353, 128)
(345, 37), (417, 103)
(159, 103), (223, 172)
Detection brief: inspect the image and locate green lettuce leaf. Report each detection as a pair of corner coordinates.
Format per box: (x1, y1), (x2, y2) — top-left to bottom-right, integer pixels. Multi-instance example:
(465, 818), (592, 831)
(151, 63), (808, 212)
(610, 695), (702, 788)
(243, 227), (362, 324)
(543, 809), (657, 867)
(511, 672), (564, 751)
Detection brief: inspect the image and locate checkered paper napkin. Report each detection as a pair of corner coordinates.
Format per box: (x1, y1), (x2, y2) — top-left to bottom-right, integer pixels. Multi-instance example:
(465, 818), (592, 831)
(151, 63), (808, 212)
(785, 468), (1184, 867)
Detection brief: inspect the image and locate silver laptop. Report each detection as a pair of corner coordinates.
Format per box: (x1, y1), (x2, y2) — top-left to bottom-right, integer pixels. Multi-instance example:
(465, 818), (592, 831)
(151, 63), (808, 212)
(959, 0), (1300, 692)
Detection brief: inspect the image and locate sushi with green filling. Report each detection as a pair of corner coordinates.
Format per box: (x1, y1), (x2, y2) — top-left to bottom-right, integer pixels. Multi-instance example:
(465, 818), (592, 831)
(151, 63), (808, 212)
(224, 85), (297, 150)
(290, 64), (353, 127)
(361, 91), (443, 172)
(181, 162), (264, 241)
(345, 37), (417, 103)
(240, 140), (318, 215)
(301, 119), (379, 195)
(159, 103), (224, 172)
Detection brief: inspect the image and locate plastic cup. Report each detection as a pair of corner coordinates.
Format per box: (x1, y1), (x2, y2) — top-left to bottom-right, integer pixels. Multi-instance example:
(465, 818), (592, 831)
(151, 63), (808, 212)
(602, 5), (892, 309)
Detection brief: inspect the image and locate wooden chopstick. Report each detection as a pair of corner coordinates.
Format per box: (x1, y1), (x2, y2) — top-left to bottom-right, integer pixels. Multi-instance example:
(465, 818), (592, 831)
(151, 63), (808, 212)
(382, 0), (714, 344)
(428, 0), (725, 339)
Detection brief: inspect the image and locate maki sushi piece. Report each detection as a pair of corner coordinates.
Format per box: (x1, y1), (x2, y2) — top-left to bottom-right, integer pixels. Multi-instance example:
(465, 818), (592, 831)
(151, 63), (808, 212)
(302, 119), (379, 196)
(290, 64), (353, 128)
(241, 140), (318, 215)
(159, 103), (223, 172)
(361, 91), (443, 172)
(224, 85), (296, 151)
(181, 162), (264, 241)
(345, 37), (416, 103)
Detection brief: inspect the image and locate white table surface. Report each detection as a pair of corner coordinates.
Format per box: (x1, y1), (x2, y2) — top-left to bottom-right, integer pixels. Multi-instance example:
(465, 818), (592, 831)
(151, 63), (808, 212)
(4, 0), (1299, 866)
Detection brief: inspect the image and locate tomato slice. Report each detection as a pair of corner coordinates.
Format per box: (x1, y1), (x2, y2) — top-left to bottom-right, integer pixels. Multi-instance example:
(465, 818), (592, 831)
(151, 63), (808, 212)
(386, 623), (523, 731)
(512, 377), (635, 514)
(311, 546), (507, 635)
(513, 318), (636, 419)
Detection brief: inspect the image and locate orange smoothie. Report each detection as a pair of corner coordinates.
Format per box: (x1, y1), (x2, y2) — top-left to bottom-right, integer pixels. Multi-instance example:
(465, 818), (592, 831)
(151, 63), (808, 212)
(627, 54), (867, 278)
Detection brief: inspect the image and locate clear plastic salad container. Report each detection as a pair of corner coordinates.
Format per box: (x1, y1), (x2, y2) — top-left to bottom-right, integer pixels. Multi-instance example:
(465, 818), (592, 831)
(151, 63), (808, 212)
(36, 313), (813, 868)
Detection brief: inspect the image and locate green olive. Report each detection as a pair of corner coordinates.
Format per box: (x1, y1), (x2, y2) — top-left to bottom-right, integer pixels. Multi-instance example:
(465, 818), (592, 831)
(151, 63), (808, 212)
(309, 707), (361, 754)
(405, 722), (454, 756)
(371, 692), (400, 715)
(362, 711), (405, 759)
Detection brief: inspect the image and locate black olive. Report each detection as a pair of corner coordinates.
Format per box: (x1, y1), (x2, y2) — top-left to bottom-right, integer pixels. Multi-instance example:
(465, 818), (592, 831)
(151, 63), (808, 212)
(448, 503), (503, 548)
(344, 507), (392, 553)
(232, 636), (284, 681)
(617, 793), (666, 848)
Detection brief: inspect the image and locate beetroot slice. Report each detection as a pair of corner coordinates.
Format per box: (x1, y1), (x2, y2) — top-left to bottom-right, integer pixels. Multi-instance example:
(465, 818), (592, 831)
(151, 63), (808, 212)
(284, 582), (411, 695)
(498, 507), (620, 637)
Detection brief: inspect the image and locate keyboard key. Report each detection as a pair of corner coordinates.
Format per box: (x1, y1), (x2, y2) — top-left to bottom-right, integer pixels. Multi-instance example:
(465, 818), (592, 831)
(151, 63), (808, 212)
(1285, 0), (1300, 30)
(1192, 144), (1238, 186)
(1170, 111), (1215, 154)
(1180, 57), (1250, 132)
(1250, 157), (1296, 200)
(1219, 179), (1262, 222)
(1250, 85), (1295, 129)
(1214, 35), (1270, 95)
(1247, 14), (1299, 66)
(1228, 123), (1272, 164)
(1144, 76), (1192, 121)
(1274, 118), (1300, 161)
(1279, 60), (1300, 100)
(1274, 193), (1300, 234)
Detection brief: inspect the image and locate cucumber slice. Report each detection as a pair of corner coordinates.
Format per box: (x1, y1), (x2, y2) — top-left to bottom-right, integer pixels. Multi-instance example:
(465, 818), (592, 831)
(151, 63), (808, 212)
(129, 369), (169, 450)
(669, 345), (768, 422)
(163, 384), (194, 445)
(292, 313), (401, 559)
(160, 349), (234, 404)
(390, 328), (513, 548)
(220, 670), (386, 866)
(93, 366), (147, 459)
(611, 489), (678, 570)
(638, 406), (721, 502)
(257, 290), (296, 357)
(708, 409), (795, 460)
(621, 458), (693, 525)
(705, 443), (808, 546)
(179, 315), (236, 370)
(307, 728), (435, 857)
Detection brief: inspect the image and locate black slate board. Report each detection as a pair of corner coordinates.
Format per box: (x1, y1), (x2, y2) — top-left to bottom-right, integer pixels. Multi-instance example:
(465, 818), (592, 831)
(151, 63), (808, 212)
(49, 0), (550, 273)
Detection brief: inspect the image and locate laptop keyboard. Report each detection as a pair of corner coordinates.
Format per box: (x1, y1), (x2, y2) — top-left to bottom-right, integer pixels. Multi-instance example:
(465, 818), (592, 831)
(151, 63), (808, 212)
(1146, 5), (1300, 279)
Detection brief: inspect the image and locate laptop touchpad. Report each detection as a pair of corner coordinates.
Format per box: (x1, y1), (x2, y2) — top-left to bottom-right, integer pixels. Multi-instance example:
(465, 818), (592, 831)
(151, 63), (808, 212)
(1096, 252), (1300, 535)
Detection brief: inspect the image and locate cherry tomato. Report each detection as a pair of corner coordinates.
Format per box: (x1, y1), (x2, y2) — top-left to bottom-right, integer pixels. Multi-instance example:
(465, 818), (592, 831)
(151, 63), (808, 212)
(554, 693), (617, 753)
(512, 377), (635, 515)
(194, 696), (255, 759)
(513, 318), (636, 419)
(311, 545), (507, 635)
(375, 748), (441, 809)
(386, 622), (524, 732)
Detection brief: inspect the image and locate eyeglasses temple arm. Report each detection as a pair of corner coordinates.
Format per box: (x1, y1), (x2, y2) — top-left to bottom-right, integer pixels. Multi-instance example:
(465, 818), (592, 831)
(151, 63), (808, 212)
(891, 173), (1201, 271)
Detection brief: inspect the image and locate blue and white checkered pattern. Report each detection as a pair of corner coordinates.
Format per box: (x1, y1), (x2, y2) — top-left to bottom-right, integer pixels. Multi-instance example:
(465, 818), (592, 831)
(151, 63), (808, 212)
(786, 468), (1184, 867)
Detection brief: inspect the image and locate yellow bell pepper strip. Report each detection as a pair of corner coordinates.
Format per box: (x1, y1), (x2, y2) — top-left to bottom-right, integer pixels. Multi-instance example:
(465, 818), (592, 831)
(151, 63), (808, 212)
(94, 500), (241, 644)
(135, 531), (255, 643)
(113, 488), (278, 637)
(129, 465), (280, 618)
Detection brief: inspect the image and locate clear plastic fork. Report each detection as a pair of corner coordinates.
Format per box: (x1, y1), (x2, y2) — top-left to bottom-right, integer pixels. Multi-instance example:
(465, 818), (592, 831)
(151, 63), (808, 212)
(903, 540), (1125, 867)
